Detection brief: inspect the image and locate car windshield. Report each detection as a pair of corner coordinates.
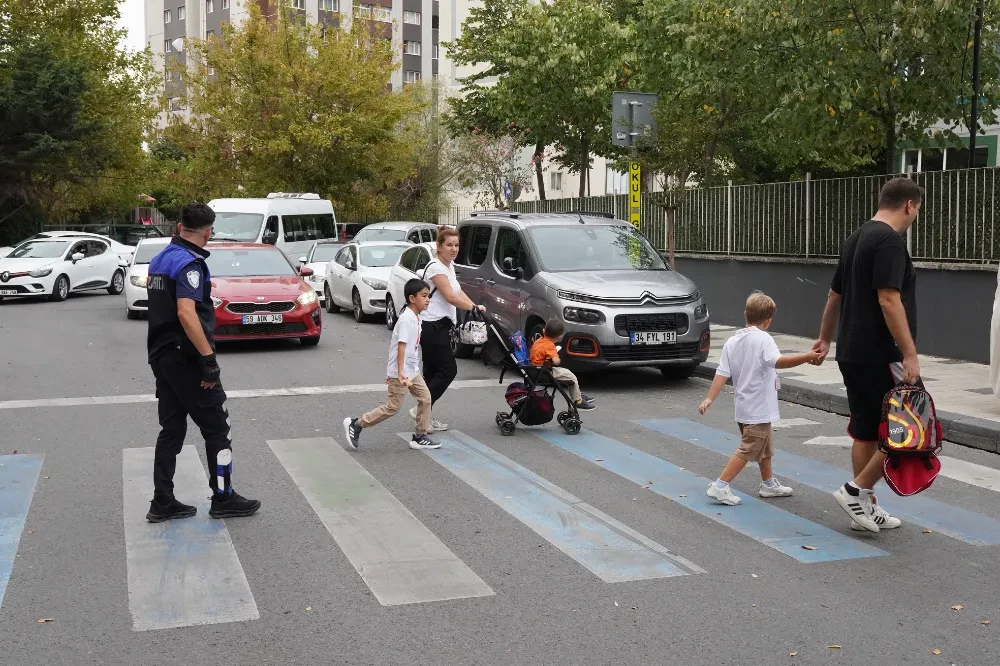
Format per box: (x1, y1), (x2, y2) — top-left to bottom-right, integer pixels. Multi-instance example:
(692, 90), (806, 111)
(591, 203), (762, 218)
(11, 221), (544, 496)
(311, 244), (342, 262)
(206, 248), (296, 277)
(210, 213), (264, 241)
(359, 245), (407, 268)
(133, 242), (170, 264)
(528, 225), (667, 272)
(359, 228), (406, 242)
(9, 241), (70, 259)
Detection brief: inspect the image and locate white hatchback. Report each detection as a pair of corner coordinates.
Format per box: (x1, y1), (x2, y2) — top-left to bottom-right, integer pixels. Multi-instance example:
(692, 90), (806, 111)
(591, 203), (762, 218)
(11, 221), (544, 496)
(384, 242), (438, 331)
(0, 238), (127, 302)
(297, 240), (343, 304)
(324, 241), (409, 323)
(124, 237), (171, 319)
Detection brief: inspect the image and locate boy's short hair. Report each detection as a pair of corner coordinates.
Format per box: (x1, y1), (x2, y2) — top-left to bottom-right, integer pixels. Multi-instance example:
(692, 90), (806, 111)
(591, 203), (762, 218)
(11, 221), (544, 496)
(544, 317), (564, 338)
(404, 278), (429, 302)
(180, 203), (215, 231)
(745, 291), (776, 325)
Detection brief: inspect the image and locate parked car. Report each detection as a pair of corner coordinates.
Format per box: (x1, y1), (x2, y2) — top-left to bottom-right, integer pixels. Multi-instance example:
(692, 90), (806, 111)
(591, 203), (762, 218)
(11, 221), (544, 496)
(297, 240), (344, 304)
(453, 211), (711, 377)
(0, 237), (127, 302)
(4, 231), (136, 263)
(206, 242), (322, 346)
(385, 241), (438, 331)
(324, 241), (410, 323)
(124, 237), (171, 319)
(351, 222), (438, 244)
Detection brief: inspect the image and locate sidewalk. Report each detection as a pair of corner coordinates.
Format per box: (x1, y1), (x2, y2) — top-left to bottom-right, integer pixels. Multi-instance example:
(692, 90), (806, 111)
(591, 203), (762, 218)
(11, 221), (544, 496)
(696, 325), (1000, 454)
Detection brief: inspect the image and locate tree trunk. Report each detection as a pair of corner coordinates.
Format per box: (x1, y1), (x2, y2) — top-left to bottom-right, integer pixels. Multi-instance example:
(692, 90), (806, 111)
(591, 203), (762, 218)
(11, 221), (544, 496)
(885, 120), (897, 175)
(578, 130), (589, 198)
(666, 206), (676, 271)
(534, 141), (546, 201)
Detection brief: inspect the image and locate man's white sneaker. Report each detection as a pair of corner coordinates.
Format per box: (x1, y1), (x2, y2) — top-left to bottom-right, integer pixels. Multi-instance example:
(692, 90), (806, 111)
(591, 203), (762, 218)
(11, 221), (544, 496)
(759, 480), (794, 498)
(851, 502), (902, 530)
(706, 483), (741, 506)
(833, 485), (879, 532)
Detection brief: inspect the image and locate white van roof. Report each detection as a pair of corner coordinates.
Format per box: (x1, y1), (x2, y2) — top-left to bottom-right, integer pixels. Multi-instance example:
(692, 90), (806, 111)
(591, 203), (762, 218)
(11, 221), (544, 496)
(208, 195), (335, 216)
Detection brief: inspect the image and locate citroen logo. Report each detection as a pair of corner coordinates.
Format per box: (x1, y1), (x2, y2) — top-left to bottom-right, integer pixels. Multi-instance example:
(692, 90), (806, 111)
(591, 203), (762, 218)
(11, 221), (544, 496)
(0, 272), (8, 283)
(639, 291), (656, 306)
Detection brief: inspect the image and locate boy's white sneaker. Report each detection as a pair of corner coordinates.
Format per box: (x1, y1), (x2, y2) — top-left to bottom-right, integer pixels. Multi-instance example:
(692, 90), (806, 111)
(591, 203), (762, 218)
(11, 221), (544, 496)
(409, 406), (449, 431)
(850, 502), (901, 530)
(706, 483), (741, 506)
(759, 480), (793, 498)
(833, 484), (879, 532)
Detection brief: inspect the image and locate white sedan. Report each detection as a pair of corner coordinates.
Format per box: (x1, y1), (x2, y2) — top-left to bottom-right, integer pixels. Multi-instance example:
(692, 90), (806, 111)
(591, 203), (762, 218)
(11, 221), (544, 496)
(297, 240), (343, 304)
(324, 241), (409, 323)
(385, 242), (437, 331)
(124, 237), (171, 319)
(0, 237), (126, 302)
(6, 231), (136, 263)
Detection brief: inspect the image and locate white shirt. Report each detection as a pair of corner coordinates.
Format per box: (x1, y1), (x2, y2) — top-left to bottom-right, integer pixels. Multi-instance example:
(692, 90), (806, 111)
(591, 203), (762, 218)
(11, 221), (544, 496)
(716, 326), (781, 425)
(387, 308), (422, 379)
(423, 258), (460, 323)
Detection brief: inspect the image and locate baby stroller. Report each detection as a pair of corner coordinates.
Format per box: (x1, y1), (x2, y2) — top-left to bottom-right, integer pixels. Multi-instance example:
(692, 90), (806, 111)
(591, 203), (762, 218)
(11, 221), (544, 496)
(479, 311), (582, 436)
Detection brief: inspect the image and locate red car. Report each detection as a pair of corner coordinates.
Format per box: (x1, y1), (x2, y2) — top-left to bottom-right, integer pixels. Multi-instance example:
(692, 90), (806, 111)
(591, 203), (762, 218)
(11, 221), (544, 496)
(205, 242), (322, 346)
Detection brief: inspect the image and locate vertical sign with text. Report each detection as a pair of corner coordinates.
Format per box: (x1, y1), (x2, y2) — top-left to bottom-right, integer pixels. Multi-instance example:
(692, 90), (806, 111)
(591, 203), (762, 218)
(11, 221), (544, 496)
(629, 161), (641, 229)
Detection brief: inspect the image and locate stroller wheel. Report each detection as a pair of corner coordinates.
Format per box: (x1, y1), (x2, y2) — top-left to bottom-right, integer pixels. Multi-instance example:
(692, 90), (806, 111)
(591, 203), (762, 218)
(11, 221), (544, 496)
(500, 419), (516, 436)
(557, 411), (571, 426)
(563, 418), (581, 435)
(496, 412), (506, 426)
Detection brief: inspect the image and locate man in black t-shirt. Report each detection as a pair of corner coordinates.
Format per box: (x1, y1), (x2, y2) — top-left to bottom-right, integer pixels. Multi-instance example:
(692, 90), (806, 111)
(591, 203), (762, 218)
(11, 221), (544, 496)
(812, 177), (923, 534)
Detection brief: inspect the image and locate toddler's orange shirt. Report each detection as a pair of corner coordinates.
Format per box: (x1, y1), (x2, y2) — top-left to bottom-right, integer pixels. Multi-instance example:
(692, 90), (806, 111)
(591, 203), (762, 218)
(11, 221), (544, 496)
(530, 338), (559, 366)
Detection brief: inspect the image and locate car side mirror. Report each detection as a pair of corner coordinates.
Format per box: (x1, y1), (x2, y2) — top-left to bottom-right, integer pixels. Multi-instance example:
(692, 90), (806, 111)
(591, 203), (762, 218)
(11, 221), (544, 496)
(299, 266), (314, 277)
(502, 256), (524, 279)
(118, 259), (130, 268)
(298, 256), (308, 264)
(262, 231), (278, 245)
(71, 252), (85, 263)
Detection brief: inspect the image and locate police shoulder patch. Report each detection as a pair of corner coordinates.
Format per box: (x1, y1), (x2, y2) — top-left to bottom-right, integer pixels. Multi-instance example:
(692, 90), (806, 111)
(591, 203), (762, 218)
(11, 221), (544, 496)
(186, 269), (201, 289)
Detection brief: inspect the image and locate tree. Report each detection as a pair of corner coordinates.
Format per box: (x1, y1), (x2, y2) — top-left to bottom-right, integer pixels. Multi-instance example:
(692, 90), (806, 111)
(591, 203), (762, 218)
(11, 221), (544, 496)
(455, 129), (536, 210)
(160, 3), (425, 211)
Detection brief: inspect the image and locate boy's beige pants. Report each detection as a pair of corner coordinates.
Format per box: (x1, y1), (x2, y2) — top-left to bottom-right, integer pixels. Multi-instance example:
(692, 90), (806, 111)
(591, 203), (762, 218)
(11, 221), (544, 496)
(359, 375), (432, 435)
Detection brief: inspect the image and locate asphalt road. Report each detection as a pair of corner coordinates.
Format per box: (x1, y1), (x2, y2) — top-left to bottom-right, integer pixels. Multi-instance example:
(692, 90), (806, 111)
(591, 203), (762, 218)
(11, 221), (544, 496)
(1, 293), (999, 666)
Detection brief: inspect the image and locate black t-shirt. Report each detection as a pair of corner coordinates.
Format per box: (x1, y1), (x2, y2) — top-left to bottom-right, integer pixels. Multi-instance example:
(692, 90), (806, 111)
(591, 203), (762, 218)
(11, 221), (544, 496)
(831, 220), (917, 363)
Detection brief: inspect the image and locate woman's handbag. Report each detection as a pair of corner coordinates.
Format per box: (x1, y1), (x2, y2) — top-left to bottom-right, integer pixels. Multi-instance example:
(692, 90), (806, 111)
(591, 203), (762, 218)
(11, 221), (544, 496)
(458, 308), (488, 346)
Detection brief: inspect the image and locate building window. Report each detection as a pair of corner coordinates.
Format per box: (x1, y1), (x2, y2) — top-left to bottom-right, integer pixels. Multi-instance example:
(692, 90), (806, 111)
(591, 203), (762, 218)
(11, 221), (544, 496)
(292, 0), (305, 9)
(432, 14), (439, 29)
(404, 41), (421, 56)
(164, 39), (171, 52)
(375, 6), (390, 21)
(208, 66), (215, 76)
(164, 9), (171, 23)
(222, 0), (228, 8)
(550, 171), (563, 191)
(206, 29), (215, 37)
(165, 70), (172, 82)
(206, 0), (213, 13)
(404, 70), (421, 84)
(432, 43), (439, 59)
(178, 6), (185, 20)
(356, 3), (372, 18)
(403, 10), (421, 25)
(319, 0), (337, 10)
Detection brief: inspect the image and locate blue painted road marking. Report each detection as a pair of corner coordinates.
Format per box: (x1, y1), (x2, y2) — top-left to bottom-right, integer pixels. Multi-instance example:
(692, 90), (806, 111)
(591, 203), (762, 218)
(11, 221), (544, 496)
(412, 431), (704, 581)
(536, 430), (887, 563)
(0, 453), (43, 609)
(639, 419), (1000, 546)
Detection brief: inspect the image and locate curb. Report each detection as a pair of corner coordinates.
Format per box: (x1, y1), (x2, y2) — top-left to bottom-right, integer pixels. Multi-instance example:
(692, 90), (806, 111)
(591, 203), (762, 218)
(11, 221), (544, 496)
(693, 362), (1000, 455)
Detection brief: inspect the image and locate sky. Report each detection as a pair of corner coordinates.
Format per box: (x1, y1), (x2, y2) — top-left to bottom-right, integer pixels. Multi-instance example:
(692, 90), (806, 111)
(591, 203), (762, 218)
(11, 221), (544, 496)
(116, 0), (147, 53)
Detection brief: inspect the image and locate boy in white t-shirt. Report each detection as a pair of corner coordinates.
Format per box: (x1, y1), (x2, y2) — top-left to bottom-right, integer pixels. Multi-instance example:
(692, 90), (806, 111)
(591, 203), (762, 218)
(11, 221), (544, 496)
(698, 292), (822, 505)
(343, 279), (439, 451)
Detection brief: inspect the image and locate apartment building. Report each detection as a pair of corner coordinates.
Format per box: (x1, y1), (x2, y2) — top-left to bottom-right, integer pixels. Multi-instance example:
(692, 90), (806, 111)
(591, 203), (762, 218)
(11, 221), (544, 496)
(145, 0), (453, 103)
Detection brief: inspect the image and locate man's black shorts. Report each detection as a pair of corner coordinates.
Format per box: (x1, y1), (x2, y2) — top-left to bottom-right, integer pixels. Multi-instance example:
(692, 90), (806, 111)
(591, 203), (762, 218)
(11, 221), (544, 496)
(838, 360), (924, 442)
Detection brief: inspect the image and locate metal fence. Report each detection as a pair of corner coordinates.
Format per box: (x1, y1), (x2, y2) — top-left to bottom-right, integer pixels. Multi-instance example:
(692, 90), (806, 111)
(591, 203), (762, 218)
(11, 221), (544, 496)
(511, 167), (1000, 265)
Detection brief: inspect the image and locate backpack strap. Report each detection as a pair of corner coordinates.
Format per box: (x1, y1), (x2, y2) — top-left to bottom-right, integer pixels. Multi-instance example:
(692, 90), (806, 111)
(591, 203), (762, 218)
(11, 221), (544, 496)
(422, 260), (440, 299)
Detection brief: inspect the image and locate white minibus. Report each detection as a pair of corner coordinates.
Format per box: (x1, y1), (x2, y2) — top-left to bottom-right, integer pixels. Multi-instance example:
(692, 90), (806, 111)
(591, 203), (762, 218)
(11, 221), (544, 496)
(207, 193), (339, 258)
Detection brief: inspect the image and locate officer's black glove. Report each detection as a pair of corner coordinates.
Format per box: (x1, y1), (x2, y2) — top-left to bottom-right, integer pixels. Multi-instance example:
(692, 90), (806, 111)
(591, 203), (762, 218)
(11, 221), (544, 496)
(201, 353), (221, 384)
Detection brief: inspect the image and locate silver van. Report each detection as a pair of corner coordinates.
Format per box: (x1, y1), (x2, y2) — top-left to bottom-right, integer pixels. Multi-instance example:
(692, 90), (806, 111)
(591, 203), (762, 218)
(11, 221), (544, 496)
(455, 212), (710, 378)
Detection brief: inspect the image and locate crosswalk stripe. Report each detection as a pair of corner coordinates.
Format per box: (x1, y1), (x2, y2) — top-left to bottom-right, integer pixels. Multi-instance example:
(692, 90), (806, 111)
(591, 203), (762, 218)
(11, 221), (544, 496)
(640, 419), (1000, 545)
(802, 437), (1000, 494)
(122, 446), (259, 631)
(406, 431), (704, 582)
(0, 453), (43, 610)
(268, 437), (494, 606)
(536, 430), (887, 563)
(773, 418), (821, 429)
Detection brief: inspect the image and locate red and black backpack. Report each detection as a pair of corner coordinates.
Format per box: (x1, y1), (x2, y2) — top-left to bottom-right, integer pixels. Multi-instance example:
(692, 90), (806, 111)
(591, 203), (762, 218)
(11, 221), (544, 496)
(878, 384), (943, 496)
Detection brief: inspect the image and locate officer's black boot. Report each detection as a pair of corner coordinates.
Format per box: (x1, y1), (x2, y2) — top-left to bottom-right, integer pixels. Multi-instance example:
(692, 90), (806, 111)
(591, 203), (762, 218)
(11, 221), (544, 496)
(209, 490), (261, 519)
(146, 497), (197, 523)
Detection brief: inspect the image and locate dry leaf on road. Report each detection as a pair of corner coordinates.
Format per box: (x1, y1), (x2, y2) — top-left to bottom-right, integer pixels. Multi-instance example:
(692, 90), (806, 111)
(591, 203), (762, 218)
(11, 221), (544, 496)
(305, 607), (312, 611)
(37, 618), (53, 623)
(802, 546), (818, 551)
(932, 649), (942, 655)
(789, 652), (797, 657)
(827, 645), (841, 649)
(923, 530), (933, 534)
(951, 605), (963, 611)
(594, 458), (603, 462)
(981, 620), (991, 625)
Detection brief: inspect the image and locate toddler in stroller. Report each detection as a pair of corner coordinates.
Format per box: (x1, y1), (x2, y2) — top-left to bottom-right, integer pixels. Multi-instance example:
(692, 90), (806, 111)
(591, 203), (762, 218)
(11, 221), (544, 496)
(479, 312), (585, 436)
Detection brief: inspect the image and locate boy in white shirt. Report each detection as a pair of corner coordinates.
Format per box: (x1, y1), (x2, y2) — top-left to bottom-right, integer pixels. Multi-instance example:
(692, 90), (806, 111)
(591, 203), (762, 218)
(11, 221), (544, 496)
(698, 292), (822, 505)
(343, 279), (439, 451)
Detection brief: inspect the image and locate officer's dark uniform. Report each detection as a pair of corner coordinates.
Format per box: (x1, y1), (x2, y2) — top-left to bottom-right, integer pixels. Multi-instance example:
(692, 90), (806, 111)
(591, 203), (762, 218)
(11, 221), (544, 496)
(146, 236), (233, 502)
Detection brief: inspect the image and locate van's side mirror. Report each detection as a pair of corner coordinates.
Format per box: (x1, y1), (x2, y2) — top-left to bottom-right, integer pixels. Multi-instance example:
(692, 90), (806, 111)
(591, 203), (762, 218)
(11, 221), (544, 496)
(502, 256), (524, 279)
(262, 231), (278, 245)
